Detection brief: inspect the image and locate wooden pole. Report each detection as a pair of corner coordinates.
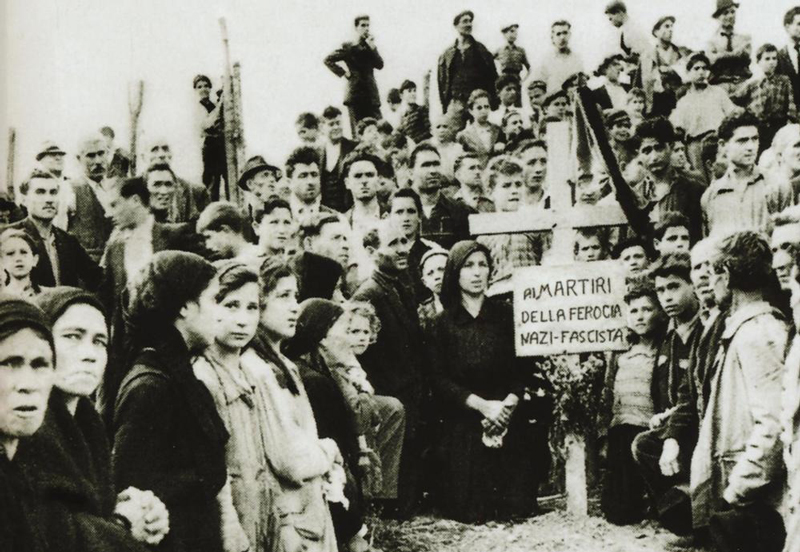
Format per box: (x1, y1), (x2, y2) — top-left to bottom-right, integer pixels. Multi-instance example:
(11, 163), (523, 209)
(6, 128), (16, 198)
(219, 17), (239, 203)
(128, 81), (144, 175)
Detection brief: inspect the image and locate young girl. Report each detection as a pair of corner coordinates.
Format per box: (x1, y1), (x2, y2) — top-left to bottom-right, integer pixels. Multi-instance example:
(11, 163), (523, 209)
(600, 280), (668, 525)
(0, 228), (41, 299)
(191, 262), (267, 552)
(457, 89), (502, 166)
(327, 301), (406, 501)
(626, 87), (647, 129)
(246, 260), (340, 552)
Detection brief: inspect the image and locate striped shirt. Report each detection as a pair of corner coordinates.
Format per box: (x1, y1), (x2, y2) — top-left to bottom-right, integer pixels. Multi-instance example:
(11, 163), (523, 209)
(612, 344), (656, 428)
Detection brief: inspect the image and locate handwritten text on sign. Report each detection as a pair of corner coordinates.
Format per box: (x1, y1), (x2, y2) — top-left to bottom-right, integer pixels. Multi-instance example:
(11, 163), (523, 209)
(513, 260), (628, 356)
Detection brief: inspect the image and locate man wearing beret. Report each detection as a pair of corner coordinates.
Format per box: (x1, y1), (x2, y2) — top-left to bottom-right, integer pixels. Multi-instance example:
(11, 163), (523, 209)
(437, 10), (498, 122)
(324, 15), (384, 136)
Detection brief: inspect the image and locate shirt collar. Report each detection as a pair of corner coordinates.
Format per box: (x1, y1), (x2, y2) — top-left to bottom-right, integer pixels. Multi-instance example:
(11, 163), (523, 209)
(669, 312), (700, 344)
(722, 300), (778, 340)
(290, 194), (321, 215)
(716, 168), (764, 192)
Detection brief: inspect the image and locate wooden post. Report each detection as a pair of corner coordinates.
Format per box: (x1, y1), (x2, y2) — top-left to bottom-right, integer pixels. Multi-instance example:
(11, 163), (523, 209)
(219, 17), (240, 203)
(128, 81), (144, 176)
(6, 128), (16, 198)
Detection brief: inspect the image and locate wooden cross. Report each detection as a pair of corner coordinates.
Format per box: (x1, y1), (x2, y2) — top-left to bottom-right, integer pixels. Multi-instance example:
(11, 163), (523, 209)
(470, 121), (629, 279)
(468, 118), (638, 516)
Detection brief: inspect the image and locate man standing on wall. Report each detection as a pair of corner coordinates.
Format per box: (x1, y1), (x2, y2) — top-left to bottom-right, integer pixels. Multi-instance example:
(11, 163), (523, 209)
(324, 15), (385, 135)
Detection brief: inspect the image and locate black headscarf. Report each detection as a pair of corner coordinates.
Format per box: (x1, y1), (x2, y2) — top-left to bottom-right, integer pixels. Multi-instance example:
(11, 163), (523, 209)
(36, 287), (106, 328)
(439, 240), (493, 310)
(284, 298), (344, 359)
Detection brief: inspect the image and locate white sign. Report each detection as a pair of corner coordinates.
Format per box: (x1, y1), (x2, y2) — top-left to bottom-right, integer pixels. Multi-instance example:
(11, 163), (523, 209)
(513, 260), (629, 356)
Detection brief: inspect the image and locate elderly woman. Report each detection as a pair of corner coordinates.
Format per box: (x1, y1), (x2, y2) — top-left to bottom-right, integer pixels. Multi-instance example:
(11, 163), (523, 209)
(429, 240), (544, 522)
(18, 287), (169, 551)
(247, 260), (340, 552)
(112, 251), (228, 552)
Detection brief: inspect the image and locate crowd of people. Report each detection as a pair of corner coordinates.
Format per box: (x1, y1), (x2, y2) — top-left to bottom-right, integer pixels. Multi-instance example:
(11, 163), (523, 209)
(7, 1), (800, 551)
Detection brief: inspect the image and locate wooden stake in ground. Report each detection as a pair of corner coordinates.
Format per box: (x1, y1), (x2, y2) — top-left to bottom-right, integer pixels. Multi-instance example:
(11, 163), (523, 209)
(128, 81), (145, 176)
(219, 17), (245, 205)
(6, 128), (16, 198)
(469, 100), (648, 515)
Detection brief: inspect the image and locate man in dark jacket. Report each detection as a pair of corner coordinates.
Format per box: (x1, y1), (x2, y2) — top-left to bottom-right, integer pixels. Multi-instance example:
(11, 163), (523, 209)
(437, 10), (498, 125)
(410, 143), (475, 249)
(353, 220), (426, 515)
(324, 15), (384, 135)
(320, 106), (358, 212)
(11, 171), (103, 291)
(777, 6), (800, 110)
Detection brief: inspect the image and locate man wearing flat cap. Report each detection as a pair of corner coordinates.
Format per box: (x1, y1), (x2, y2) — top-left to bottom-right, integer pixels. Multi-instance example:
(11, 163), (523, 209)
(324, 15), (384, 136)
(604, 108), (637, 170)
(437, 10), (498, 126)
(34, 141), (70, 230)
(641, 16), (689, 111)
(494, 23), (529, 81)
(706, 0), (752, 93)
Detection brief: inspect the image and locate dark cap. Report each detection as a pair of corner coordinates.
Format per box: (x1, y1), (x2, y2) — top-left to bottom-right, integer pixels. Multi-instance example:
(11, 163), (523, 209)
(0, 296), (53, 352)
(238, 155), (281, 191)
(713, 0), (739, 18)
(652, 16), (676, 35)
(604, 108), (632, 128)
(35, 141), (66, 161)
(453, 10), (474, 26)
(35, 287), (106, 327)
(501, 23), (519, 33)
(527, 79), (547, 92)
(605, 0), (627, 14)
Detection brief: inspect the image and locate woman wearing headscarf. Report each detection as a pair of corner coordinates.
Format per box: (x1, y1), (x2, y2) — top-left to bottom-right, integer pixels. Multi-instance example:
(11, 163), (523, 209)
(246, 260), (340, 552)
(0, 297), (57, 552)
(17, 287), (169, 551)
(111, 251), (229, 552)
(289, 299), (406, 494)
(428, 240), (543, 523)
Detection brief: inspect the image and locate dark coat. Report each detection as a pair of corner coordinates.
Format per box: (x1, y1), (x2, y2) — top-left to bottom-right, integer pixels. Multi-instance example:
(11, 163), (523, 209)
(777, 46), (800, 111)
(0, 446), (47, 552)
(324, 40), (384, 107)
(353, 265), (426, 424)
(421, 193), (476, 250)
(321, 138), (357, 212)
(112, 328), (228, 552)
(293, 352), (365, 543)
(99, 221), (200, 424)
(10, 218), (103, 291)
(437, 37), (498, 112)
(17, 391), (146, 552)
(663, 310), (727, 446)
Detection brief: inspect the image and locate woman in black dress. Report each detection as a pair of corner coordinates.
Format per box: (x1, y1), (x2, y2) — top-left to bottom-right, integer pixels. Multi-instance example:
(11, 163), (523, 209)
(18, 287), (168, 551)
(429, 240), (545, 523)
(111, 251), (228, 552)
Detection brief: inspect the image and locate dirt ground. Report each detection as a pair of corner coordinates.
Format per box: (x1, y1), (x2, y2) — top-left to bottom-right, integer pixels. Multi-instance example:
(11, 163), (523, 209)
(369, 498), (707, 552)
